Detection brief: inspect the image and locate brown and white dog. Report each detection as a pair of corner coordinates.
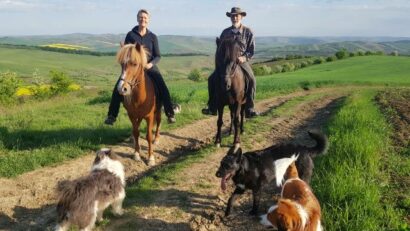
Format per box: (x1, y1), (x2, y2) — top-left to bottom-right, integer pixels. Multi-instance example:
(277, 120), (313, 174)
(260, 155), (322, 231)
(55, 148), (125, 231)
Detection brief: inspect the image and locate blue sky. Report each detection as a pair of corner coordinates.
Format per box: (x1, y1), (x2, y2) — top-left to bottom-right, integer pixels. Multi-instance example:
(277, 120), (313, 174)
(1, 0), (409, 37)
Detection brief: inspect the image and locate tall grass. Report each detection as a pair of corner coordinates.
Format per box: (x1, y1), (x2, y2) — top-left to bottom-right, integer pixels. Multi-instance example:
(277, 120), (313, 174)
(312, 90), (405, 230)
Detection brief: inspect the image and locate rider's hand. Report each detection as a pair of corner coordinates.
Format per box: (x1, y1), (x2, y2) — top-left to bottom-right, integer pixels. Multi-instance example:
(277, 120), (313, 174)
(145, 63), (153, 69)
(237, 56), (246, 64)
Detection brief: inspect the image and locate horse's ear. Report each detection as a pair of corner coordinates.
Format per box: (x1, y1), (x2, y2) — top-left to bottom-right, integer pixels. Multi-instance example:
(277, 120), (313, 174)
(235, 147), (243, 163)
(216, 37), (220, 46)
(120, 41), (124, 48)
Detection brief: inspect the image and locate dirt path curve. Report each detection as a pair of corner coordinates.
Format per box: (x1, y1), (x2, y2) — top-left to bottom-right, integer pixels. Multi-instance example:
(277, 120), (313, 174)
(0, 87), (339, 230)
(103, 93), (346, 231)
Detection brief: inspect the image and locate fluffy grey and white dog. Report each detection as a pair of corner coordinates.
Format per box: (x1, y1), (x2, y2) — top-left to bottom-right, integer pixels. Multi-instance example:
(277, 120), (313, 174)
(55, 148), (125, 231)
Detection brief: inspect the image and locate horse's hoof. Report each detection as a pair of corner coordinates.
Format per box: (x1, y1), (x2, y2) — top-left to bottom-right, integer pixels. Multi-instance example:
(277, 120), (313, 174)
(133, 152), (141, 161)
(148, 157), (156, 166)
(216, 143), (221, 148)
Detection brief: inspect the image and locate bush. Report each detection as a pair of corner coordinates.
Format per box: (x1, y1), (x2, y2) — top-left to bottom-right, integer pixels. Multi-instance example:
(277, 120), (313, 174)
(300, 61), (309, 68)
(0, 71), (21, 105)
(349, 52), (356, 57)
(365, 51), (373, 56)
(49, 70), (73, 94)
(326, 56), (337, 62)
(252, 65), (272, 76)
(282, 63), (295, 72)
(187, 68), (205, 82)
(375, 51), (384, 56)
(314, 57), (326, 64)
(391, 51), (399, 56)
(272, 65), (283, 73)
(357, 51), (365, 56)
(335, 49), (349, 59)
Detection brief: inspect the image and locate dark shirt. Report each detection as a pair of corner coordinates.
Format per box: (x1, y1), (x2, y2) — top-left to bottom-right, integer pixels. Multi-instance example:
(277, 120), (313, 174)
(220, 24), (255, 61)
(124, 26), (161, 65)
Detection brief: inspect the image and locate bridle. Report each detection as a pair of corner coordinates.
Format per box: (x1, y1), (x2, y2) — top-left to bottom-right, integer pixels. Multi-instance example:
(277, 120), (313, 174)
(120, 63), (141, 90)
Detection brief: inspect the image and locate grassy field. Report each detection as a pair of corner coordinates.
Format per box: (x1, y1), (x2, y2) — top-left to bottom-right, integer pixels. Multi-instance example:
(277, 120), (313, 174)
(0, 47), (409, 229)
(1, 51), (410, 177)
(313, 90), (407, 230)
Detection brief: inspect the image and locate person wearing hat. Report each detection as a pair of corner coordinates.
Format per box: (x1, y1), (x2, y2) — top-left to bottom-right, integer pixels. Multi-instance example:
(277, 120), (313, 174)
(202, 7), (259, 118)
(104, 9), (177, 125)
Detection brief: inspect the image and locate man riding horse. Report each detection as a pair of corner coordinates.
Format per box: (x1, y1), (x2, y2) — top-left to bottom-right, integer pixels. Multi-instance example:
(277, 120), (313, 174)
(202, 7), (259, 118)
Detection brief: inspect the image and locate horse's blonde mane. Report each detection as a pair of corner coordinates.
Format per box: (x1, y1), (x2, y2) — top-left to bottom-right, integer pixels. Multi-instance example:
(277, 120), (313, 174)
(116, 44), (148, 68)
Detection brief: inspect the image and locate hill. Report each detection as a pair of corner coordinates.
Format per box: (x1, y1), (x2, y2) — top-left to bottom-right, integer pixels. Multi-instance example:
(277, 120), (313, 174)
(1, 34), (410, 58)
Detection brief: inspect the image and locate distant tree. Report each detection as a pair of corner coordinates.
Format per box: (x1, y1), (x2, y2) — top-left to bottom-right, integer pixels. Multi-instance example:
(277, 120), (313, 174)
(314, 57), (325, 64)
(272, 65), (283, 73)
(252, 65), (272, 76)
(300, 61), (309, 68)
(282, 63), (295, 72)
(375, 51), (384, 55)
(365, 51), (373, 56)
(357, 51), (365, 56)
(349, 52), (356, 57)
(326, 56), (337, 62)
(335, 49), (349, 59)
(391, 51), (399, 56)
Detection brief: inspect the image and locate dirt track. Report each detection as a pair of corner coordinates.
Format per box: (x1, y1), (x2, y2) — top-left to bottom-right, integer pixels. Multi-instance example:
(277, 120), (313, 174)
(0, 88), (346, 230)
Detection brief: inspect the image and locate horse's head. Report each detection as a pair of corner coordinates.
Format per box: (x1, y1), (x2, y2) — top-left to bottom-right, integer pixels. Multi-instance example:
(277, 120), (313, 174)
(116, 43), (147, 96)
(215, 36), (243, 91)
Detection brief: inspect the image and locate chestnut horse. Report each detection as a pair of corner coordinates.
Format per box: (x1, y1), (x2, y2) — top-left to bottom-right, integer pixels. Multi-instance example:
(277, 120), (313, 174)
(116, 43), (161, 166)
(214, 37), (246, 149)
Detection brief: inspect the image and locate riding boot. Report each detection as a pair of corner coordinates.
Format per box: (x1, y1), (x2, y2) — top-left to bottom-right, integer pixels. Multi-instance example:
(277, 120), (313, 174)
(105, 77), (124, 125)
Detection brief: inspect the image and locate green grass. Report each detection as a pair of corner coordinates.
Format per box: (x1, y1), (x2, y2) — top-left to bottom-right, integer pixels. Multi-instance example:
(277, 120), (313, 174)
(1, 51), (410, 177)
(312, 90), (407, 230)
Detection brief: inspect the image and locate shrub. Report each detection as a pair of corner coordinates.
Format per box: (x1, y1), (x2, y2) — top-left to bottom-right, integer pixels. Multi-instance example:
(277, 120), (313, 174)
(335, 49), (349, 59)
(49, 70), (73, 94)
(252, 65), (272, 76)
(272, 65), (283, 73)
(365, 51), (373, 56)
(187, 68), (205, 82)
(314, 57), (325, 64)
(0, 71), (21, 105)
(391, 51), (399, 56)
(349, 52), (356, 57)
(300, 61), (309, 68)
(15, 87), (34, 97)
(357, 51), (365, 56)
(282, 63), (295, 72)
(326, 56), (337, 62)
(375, 51), (384, 56)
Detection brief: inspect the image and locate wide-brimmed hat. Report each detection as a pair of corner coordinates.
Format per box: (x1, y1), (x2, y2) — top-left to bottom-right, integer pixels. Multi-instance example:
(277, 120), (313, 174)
(226, 7), (246, 17)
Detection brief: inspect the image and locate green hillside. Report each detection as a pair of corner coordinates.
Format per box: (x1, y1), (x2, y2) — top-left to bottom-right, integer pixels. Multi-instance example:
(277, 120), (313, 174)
(2, 34), (410, 58)
(0, 46), (213, 86)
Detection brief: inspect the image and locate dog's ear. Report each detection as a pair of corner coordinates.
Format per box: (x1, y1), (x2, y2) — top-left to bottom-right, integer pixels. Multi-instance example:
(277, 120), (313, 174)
(235, 147), (243, 163)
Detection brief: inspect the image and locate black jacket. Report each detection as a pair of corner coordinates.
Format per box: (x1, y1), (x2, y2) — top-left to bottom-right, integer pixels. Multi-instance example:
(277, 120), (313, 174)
(125, 26), (161, 65)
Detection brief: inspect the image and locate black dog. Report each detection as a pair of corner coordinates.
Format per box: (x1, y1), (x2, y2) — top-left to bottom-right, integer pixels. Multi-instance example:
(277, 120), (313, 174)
(215, 130), (328, 216)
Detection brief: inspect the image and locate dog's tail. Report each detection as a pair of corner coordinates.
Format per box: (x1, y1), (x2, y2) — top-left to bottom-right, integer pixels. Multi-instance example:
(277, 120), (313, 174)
(307, 130), (329, 157)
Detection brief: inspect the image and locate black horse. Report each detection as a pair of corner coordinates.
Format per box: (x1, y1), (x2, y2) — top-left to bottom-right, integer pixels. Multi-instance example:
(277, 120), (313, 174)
(214, 37), (247, 149)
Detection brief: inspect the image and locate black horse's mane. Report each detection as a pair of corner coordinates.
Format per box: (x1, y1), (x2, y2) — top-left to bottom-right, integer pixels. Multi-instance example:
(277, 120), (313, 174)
(215, 37), (243, 68)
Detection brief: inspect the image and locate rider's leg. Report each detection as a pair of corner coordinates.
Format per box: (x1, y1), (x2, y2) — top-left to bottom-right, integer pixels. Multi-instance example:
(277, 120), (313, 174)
(146, 66), (176, 123)
(202, 71), (217, 115)
(105, 77), (123, 125)
(240, 62), (259, 118)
